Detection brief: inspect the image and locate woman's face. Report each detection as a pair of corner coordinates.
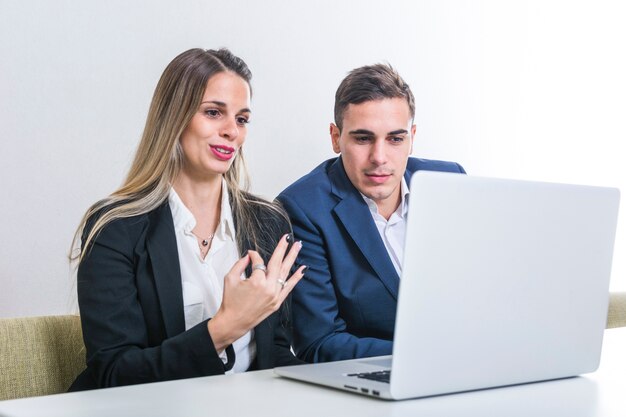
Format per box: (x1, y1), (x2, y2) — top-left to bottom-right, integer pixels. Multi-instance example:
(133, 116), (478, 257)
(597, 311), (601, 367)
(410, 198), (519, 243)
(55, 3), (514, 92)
(179, 71), (251, 181)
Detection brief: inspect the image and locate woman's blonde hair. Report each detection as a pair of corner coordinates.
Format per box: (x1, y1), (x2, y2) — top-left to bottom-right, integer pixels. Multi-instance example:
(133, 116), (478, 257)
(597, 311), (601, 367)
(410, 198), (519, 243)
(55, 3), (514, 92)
(71, 48), (286, 263)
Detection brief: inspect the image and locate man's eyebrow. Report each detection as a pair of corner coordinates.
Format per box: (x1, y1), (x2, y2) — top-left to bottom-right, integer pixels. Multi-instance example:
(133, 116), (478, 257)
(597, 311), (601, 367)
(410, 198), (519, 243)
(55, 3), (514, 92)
(348, 129), (375, 135)
(348, 128), (409, 136)
(200, 100), (251, 114)
(388, 129), (409, 136)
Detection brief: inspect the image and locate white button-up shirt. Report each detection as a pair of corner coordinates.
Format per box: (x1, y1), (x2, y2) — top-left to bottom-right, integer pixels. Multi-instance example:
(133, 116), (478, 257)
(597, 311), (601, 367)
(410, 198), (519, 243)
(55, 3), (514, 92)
(361, 178), (410, 277)
(168, 182), (255, 373)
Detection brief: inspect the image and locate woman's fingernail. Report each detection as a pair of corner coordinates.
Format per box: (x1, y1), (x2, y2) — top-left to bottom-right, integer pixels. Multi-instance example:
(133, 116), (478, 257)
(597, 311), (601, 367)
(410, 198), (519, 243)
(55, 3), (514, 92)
(286, 233), (294, 243)
(301, 265), (308, 274)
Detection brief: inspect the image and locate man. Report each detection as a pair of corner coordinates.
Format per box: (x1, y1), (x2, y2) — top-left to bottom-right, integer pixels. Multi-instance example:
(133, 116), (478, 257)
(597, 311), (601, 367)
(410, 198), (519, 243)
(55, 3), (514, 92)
(277, 64), (465, 363)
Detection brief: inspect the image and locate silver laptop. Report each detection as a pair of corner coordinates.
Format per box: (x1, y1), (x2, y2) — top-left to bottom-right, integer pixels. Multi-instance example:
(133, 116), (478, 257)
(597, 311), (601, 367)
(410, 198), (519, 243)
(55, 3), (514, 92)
(275, 172), (620, 400)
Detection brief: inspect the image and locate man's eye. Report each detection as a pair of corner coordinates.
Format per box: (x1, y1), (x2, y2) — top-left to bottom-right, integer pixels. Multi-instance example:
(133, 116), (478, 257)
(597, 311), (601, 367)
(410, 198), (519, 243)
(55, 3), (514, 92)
(389, 136), (405, 143)
(355, 136), (372, 143)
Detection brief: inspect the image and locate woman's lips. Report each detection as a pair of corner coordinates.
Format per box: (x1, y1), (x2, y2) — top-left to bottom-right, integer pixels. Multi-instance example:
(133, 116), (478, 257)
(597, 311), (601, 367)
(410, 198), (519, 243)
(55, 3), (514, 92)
(210, 145), (235, 161)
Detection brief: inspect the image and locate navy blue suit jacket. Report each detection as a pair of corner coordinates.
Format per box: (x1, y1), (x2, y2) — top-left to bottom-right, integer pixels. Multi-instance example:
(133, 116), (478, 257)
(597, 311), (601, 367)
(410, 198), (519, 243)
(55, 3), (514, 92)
(277, 157), (465, 362)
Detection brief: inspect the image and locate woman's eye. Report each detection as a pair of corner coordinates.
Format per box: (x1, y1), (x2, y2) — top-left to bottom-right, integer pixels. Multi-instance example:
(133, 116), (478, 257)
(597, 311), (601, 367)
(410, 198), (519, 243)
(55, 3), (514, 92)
(236, 117), (250, 126)
(204, 109), (220, 117)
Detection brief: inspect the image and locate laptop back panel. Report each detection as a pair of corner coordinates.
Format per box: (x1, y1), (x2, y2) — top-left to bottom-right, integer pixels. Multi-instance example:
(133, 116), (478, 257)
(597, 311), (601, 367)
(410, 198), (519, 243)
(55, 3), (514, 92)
(390, 172), (620, 399)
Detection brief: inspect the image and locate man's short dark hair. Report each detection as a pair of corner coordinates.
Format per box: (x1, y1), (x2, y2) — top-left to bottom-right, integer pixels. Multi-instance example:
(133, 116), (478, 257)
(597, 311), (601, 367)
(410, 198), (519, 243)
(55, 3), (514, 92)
(334, 63), (415, 131)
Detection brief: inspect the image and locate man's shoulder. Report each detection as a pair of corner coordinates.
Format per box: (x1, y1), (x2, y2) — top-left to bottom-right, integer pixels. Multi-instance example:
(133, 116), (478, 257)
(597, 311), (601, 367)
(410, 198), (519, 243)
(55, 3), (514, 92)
(278, 158), (338, 199)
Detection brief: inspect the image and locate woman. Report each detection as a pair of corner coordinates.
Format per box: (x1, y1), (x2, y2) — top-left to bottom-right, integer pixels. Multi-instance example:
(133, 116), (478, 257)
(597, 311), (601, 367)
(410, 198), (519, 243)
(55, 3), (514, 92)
(69, 48), (306, 390)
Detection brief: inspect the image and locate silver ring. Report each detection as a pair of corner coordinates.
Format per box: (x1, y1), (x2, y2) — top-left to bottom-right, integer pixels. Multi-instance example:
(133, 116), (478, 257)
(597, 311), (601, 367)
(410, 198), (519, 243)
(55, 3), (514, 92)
(252, 264), (267, 272)
(277, 279), (286, 288)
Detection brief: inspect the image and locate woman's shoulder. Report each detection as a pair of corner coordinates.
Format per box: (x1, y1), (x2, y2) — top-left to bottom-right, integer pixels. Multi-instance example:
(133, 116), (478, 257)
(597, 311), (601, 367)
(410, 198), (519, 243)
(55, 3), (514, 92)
(238, 191), (289, 226)
(82, 200), (167, 249)
(85, 201), (146, 230)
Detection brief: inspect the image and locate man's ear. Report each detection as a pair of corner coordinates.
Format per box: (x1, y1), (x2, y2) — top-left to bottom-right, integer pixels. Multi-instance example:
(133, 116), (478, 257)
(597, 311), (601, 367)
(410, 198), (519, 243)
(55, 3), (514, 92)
(330, 123), (341, 154)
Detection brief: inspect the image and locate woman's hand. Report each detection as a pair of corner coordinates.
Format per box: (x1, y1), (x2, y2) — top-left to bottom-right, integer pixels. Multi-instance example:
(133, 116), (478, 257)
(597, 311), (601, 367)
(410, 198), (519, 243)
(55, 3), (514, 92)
(207, 234), (306, 353)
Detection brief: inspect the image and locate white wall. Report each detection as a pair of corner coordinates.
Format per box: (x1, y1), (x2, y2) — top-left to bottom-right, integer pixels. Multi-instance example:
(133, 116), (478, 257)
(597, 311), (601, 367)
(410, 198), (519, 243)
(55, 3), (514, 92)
(1, 0), (624, 318)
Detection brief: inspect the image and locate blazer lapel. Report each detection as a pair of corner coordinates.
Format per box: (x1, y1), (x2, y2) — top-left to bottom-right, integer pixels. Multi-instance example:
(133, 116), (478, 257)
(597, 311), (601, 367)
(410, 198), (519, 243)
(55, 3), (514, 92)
(329, 158), (401, 299)
(145, 202), (186, 338)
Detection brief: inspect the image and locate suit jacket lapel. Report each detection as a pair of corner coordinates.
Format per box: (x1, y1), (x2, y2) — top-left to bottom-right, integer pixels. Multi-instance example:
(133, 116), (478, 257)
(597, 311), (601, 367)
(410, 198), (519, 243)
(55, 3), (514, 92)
(329, 158), (401, 299)
(145, 202), (186, 338)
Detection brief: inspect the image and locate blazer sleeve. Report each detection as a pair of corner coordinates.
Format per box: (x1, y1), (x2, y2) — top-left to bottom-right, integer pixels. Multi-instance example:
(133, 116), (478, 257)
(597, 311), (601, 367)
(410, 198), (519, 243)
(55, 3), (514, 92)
(76, 216), (229, 388)
(278, 194), (392, 363)
(255, 204), (305, 368)
(267, 301), (304, 367)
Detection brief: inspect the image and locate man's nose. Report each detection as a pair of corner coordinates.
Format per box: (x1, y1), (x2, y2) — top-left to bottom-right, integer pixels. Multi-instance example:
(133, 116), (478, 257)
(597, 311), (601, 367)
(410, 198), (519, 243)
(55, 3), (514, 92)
(369, 139), (387, 165)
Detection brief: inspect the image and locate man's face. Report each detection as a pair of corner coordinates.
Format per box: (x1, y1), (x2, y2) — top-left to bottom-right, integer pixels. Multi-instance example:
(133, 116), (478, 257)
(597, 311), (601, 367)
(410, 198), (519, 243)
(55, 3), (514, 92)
(331, 98), (415, 216)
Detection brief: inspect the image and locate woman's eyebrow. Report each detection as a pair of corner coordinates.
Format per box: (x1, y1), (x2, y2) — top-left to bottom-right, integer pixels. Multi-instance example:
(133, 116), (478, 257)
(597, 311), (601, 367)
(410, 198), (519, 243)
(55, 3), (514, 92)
(200, 101), (251, 114)
(200, 100), (226, 107)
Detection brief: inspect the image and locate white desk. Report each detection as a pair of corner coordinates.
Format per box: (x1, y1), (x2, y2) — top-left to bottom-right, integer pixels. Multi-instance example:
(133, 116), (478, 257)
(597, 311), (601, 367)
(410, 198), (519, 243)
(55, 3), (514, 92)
(1, 328), (625, 417)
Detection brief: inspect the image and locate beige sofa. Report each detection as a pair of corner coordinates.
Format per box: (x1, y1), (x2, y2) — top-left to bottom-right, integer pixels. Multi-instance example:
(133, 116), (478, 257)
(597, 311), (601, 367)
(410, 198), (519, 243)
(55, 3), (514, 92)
(0, 315), (84, 401)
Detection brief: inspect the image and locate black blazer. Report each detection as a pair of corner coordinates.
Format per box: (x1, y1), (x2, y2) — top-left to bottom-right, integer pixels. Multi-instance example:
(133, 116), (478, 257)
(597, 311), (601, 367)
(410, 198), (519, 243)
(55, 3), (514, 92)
(70, 196), (301, 391)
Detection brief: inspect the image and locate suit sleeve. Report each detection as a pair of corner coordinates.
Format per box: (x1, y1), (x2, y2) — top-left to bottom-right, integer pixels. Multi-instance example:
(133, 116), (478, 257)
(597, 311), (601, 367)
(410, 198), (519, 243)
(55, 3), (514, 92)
(278, 194), (392, 363)
(77, 218), (230, 388)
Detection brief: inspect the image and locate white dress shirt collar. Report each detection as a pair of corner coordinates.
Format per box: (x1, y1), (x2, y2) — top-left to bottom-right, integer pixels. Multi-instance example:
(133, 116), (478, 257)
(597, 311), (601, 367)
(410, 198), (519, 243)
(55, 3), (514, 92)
(360, 177), (410, 277)
(169, 179), (236, 241)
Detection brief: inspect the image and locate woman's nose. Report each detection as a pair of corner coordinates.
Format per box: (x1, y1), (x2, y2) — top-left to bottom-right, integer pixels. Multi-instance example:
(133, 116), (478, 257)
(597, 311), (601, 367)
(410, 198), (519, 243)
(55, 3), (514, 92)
(220, 118), (239, 141)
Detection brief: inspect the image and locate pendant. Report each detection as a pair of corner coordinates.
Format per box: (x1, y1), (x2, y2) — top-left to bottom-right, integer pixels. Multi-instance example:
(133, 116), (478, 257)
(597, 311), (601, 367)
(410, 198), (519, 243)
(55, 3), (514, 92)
(202, 239), (209, 247)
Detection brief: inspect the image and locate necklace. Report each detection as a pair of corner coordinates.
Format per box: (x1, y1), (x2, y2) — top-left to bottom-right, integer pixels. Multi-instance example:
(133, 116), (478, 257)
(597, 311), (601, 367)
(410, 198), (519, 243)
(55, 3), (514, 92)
(191, 231), (215, 250)
(199, 235), (214, 247)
